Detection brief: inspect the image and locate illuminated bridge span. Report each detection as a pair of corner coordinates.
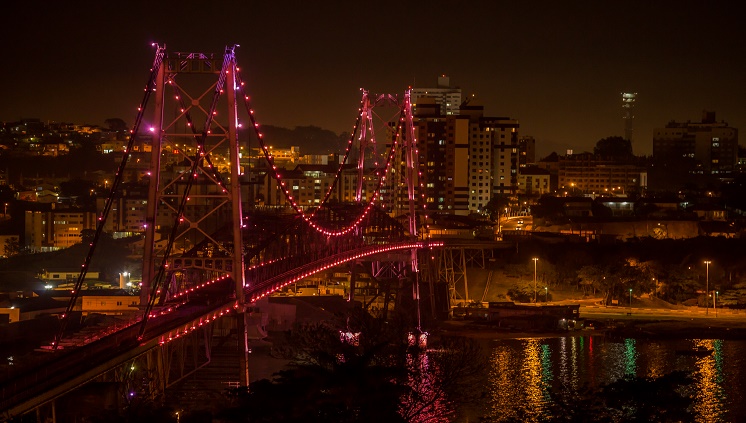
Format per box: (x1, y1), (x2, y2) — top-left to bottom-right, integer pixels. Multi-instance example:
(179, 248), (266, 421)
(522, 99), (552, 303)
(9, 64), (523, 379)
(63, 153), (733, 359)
(0, 44), (485, 420)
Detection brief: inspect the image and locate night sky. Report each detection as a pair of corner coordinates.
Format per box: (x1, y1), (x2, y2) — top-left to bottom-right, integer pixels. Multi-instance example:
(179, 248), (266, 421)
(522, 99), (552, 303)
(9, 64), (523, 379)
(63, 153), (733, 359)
(2, 0), (744, 157)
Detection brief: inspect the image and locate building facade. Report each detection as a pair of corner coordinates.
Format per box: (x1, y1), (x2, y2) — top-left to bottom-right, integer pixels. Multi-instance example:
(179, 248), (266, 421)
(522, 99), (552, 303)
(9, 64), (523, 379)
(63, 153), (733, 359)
(24, 208), (97, 251)
(517, 166), (551, 196)
(539, 152), (647, 195)
(463, 105), (521, 210)
(653, 111), (738, 175)
(414, 110), (470, 214)
(411, 75), (462, 116)
(518, 136), (536, 167)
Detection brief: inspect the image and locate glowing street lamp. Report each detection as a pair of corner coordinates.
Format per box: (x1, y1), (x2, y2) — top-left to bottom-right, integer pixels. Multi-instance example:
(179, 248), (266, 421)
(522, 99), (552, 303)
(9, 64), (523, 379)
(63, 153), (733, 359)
(704, 260), (711, 315)
(628, 288), (633, 315)
(712, 291), (719, 317)
(544, 286), (548, 302)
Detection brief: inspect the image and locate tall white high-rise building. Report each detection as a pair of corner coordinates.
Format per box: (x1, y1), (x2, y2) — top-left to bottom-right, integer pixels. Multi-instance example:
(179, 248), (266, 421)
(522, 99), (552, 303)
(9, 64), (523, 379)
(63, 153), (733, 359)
(411, 75), (462, 116)
(458, 103), (520, 211)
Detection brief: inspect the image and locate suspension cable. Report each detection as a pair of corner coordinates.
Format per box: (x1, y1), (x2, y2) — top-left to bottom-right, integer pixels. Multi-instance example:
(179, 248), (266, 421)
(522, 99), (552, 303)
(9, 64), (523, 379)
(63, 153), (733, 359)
(236, 70), (407, 236)
(234, 70), (365, 216)
(52, 44), (166, 351)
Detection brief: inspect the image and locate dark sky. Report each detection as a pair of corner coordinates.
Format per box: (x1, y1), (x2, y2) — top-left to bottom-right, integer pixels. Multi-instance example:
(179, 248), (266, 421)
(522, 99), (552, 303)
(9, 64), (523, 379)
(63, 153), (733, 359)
(2, 0), (744, 157)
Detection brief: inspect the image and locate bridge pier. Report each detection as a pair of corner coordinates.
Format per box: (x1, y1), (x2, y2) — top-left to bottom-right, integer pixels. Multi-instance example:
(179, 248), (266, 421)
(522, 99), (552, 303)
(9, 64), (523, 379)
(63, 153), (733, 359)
(34, 400), (56, 423)
(237, 309), (250, 387)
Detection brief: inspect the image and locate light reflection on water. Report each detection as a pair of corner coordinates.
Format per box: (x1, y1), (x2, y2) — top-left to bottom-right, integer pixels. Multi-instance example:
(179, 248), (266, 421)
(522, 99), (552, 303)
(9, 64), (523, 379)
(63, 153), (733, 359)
(692, 339), (726, 422)
(467, 336), (746, 422)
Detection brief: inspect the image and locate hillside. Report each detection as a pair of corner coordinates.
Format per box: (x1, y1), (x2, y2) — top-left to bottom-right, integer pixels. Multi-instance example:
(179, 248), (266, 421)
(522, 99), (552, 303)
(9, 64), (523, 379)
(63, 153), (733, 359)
(241, 125), (349, 155)
(0, 237), (139, 291)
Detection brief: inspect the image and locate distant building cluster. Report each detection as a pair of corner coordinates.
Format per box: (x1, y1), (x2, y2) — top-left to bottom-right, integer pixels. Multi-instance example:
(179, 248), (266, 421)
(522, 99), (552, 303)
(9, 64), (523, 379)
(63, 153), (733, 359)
(0, 77), (743, 255)
(0, 118), (149, 157)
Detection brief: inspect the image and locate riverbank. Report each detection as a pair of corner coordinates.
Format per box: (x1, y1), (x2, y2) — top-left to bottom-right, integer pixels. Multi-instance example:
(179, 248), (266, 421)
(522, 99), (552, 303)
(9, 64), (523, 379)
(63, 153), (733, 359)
(436, 312), (746, 341)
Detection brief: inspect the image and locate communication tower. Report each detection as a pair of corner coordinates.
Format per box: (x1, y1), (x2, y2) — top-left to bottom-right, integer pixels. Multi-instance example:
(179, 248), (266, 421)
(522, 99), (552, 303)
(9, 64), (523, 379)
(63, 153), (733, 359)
(621, 92), (636, 142)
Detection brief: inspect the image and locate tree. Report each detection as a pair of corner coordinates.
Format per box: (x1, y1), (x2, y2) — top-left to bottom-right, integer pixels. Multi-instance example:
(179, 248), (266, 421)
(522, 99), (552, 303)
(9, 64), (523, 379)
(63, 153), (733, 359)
(718, 282), (746, 307)
(484, 195), (511, 221)
(217, 310), (485, 422)
(60, 179), (97, 207)
(3, 237), (20, 258)
(657, 264), (700, 303)
(506, 283), (533, 303)
(578, 258), (652, 305)
(577, 264), (607, 300)
(104, 118), (128, 132)
(594, 136), (633, 159)
(553, 249), (593, 287)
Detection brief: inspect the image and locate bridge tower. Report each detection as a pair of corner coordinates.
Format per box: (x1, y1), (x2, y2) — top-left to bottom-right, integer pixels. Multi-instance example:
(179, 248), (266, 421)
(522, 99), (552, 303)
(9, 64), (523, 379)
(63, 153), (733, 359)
(348, 89), (425, 324)
(141, 45), (249, 385)
(142, 46), (245, 305)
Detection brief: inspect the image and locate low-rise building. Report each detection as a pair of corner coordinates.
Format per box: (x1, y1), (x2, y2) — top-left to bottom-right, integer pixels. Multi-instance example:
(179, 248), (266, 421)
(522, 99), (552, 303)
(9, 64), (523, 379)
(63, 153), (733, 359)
(517, 166), (551, 196)
(25, 208), (97, 251)
(39, 269), (101, 284)
(0, 296), (67, 324)
(79, 291), (140, 316)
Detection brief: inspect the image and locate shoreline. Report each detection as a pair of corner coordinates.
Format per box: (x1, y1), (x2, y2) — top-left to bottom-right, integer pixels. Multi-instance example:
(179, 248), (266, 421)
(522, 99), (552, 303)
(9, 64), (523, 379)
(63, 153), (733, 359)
(436, 314), (746, 341)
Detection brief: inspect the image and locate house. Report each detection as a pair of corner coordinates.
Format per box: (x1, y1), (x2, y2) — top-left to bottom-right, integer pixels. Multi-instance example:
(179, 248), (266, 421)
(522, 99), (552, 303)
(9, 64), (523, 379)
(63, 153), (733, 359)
(39, 269), (101, 283)
(0, 296), (67, 323)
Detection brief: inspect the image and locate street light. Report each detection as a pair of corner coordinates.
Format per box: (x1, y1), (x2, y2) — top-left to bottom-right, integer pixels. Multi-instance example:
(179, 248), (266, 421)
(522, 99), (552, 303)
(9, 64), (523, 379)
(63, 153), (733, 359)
(714, 291), (718, 318)
(628, 288), (633, 315)
(704, 260), (711, 315)
(544, 286), (548, 302)
(532, 258), (539, 304)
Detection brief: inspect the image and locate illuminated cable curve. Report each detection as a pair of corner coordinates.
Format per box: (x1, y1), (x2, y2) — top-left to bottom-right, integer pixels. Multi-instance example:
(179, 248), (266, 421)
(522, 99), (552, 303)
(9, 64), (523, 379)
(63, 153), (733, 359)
(234, 70), (365, 218)
(244, 91), (405, 235)
(235, 69), (409, 236)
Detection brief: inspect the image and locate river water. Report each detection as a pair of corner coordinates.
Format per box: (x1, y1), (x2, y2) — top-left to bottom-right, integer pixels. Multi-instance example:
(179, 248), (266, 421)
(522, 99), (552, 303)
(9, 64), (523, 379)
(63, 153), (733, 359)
(458, 335), (746, 422)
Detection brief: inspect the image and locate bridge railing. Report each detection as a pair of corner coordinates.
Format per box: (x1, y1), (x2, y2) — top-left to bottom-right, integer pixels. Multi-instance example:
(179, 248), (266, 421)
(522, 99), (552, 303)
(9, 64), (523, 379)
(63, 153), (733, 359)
(246, 241), (441, 302)
(0, 295), (236, 416)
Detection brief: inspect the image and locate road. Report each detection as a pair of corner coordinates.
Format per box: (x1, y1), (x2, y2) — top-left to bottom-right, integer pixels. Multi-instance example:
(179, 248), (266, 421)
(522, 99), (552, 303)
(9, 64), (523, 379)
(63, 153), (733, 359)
(579, 304), (746, 321)
(500, 216), (532, 232)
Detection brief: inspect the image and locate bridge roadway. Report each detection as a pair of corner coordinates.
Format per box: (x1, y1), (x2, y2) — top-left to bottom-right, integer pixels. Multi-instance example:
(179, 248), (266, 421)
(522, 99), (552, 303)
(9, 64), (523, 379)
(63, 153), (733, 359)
(0, 241), (441, 418)
(0, 292), (237, 419)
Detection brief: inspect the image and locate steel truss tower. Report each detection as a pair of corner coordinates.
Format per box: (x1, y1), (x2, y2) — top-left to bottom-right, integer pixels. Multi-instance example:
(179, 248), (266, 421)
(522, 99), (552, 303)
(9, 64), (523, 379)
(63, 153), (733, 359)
(141, 45), (249, 385)
(350, 89), (423, 326)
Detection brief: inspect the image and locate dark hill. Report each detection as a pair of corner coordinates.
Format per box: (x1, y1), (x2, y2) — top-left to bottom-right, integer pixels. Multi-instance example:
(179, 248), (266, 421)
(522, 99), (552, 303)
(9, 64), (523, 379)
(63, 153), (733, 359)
(241, 125), (349, 155)
(0, 237), (139, 291)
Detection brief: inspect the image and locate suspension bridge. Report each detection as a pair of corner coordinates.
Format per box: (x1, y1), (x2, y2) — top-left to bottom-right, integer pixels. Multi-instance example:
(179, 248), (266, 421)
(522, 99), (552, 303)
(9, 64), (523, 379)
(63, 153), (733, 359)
(0, 45), (505, 421)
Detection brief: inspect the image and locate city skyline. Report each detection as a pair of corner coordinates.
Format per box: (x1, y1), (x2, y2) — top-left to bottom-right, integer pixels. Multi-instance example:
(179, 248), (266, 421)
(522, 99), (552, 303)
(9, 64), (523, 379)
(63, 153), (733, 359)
(2, 0), (743, 158)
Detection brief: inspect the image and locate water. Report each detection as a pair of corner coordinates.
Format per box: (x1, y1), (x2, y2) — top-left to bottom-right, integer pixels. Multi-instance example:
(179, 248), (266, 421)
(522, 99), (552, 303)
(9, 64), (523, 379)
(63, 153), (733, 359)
(461, 335), (746, 422)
